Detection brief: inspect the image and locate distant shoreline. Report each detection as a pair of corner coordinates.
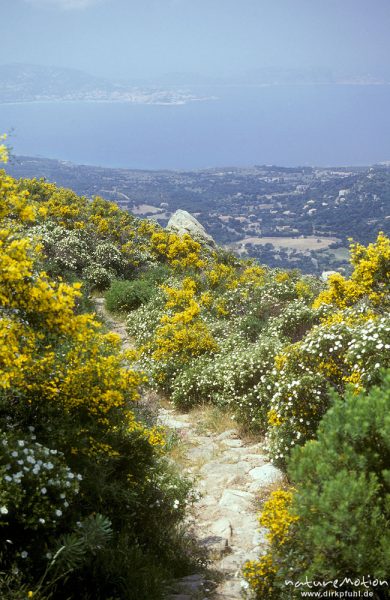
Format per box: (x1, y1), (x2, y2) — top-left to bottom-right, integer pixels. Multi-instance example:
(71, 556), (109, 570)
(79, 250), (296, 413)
(1, 81), (388, 106)
(0, 96), (218, 107)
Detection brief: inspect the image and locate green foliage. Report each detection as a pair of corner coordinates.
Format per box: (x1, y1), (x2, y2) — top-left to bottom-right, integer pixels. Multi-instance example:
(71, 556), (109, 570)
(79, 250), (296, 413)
(105, 278), (155, 313)
(290, 375), (390, 581)
(50, 513), (113, 573)
(248, 373), (390, 600)
(0, 168), (197, 599)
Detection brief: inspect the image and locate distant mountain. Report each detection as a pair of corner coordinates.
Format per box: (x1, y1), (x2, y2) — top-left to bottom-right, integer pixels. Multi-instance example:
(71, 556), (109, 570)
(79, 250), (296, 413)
(146, 67), (389, 87)
(0, 63), (213, 105)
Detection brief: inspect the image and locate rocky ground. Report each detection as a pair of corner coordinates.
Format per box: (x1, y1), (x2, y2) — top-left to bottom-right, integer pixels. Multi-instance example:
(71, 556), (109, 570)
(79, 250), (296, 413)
(94, 298), (285, 600)
(158, 407), (284, 600)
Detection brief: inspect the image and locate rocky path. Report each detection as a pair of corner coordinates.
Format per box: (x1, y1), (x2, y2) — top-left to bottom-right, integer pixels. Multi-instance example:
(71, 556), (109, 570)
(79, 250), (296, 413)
(94, 298), (284, 600)
(159, 408), (284, 600)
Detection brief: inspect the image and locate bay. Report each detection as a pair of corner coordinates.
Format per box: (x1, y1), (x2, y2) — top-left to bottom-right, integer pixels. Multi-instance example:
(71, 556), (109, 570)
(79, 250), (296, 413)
(1, 84), (390, 169)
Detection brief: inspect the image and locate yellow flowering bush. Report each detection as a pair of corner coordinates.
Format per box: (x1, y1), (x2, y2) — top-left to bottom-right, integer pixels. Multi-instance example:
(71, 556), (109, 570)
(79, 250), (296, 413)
(139, 277), (218, 386)
(150, 230), (205, 269)
(259, 490), (298, 546)
(243, 554), (276, 599)
(0, 134), (8, 163)
(243, 490), (298, 599)
(0, 158), (195, 599)
(313, 232), (390, 310)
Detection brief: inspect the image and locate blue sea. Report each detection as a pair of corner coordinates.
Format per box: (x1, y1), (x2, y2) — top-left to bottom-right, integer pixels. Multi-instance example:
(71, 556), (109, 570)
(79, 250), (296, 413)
(1, 84), (390, 169)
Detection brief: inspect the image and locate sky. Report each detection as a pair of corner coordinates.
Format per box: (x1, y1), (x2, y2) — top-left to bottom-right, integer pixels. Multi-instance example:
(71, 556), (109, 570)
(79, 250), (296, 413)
(2, 0), (390, 82)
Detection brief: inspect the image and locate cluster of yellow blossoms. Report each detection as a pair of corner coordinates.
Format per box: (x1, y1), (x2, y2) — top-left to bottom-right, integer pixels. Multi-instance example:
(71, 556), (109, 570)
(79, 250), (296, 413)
(313, 232), (390, 311)
(243, 490), (298, 598)
(152, 277), (218, 363)
(150, 230), (205, 269)
(0, 158), (160, 455)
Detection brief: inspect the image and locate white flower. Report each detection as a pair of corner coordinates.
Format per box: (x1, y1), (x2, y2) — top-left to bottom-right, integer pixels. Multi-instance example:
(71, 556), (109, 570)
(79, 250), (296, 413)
(0, 506), (8, 514)
(41, 487), (47, 495)
(55, 509), (62, 517)
(20, 551), (28, 559)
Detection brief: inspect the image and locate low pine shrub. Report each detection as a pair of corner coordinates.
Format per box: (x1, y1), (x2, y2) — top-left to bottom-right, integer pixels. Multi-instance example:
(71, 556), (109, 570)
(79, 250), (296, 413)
(244, 371), (390, 599)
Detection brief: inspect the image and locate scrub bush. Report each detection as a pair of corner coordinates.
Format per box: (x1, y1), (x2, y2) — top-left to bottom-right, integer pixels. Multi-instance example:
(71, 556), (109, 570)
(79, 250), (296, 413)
(244, 372), (390, 600)
(105, 279), (155, 313)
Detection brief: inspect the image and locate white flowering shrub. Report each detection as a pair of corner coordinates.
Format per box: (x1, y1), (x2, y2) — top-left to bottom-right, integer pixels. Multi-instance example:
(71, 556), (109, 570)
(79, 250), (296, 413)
(83, 263), (115, 290)
(31, 223), (92, 274)
(171, 336), (280, 422)
(126, 290), (166, 345)
(54, 230), (91, 273)
(93, 242), (126, 274)
(267, 299), (321, 343)
(0, 430), (81, 563)
(262, 314), (390, 464)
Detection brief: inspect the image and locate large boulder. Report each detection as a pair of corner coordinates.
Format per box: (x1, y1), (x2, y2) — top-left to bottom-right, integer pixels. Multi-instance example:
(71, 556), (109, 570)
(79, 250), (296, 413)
(167, 209), (215, 247)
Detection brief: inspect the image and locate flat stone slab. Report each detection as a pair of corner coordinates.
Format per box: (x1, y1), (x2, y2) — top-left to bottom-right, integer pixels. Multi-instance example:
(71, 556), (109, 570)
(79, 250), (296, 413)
(248, 464), (284, 485)
(200, 461), (249, 484)
(219, 489), (254, 513)
(210, 517), (233, 539)
(199, 535), (230, 559)
(222, 438), (243, 448)
(215, 429), (239, 441)
(185, 444), (218, 461)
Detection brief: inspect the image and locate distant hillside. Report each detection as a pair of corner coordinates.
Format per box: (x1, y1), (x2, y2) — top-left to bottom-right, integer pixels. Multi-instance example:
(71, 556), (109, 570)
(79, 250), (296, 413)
(0, 63), (212, 105)
(5, 155), (390, 274)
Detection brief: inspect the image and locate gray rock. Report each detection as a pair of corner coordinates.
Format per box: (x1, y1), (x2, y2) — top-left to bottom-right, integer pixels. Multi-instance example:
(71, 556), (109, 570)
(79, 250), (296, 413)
(219, 489), (254, 512)
(222, 438), (243, 448)
(248, 464), (284, 485)
(252, 527), (267, 546)
(185, 444), (218, 461)
(215, 429), (238, 441)
(200, 461), (249, 485)
(217, 550), (248, 574)
(210, 517), (233, 540)
(167, 209), (216, 247)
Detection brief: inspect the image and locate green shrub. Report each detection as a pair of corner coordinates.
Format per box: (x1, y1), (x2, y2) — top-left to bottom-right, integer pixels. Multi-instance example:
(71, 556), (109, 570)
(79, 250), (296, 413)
(105, 279), (155, 313)
(288, 374), (390, 589)
(140, 264), (171, 286)
(246, 372), (390, 600)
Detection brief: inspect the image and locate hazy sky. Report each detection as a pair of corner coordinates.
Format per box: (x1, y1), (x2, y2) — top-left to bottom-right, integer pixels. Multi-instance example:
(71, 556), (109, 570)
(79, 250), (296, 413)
(2, 0), (390, 81)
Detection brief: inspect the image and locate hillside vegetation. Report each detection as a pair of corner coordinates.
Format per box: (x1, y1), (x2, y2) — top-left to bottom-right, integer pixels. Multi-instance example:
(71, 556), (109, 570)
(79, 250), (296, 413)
(1, 136), (389, 599)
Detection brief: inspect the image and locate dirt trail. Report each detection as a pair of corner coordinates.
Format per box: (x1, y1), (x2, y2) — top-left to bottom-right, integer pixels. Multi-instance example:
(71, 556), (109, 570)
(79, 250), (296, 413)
(94, 298), (284, 600)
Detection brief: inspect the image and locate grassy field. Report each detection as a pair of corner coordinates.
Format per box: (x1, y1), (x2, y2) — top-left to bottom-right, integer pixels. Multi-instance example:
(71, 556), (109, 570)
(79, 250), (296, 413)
(237, 235), (341, 251)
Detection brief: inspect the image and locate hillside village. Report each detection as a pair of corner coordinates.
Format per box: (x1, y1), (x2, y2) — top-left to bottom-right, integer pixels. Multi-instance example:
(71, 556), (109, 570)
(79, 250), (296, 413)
(7, 157), (390, 274)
